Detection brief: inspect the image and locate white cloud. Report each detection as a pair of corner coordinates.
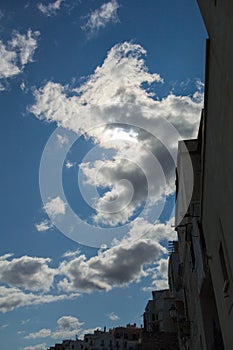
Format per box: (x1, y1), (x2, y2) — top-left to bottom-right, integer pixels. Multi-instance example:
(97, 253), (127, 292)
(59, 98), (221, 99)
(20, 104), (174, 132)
(0, 285), (80, 313)
(21, 318), (31, 325)
(24, 344), (47, 350)
(25, 316), (84, 341)
(10, 29), (40, 66)
(0, 254), (56, 292)
(107, 312), (119, 321)
(65, 160), (75, 168)
(28, 42), (202, 295)
(0, 29), (39, 90)
(0, 41), (20, 78)
(153, 278), (169, 290)
(0, 253), (14, 260)
(35, 220), (53, 232)
(37, 0), (64, 17)
(62, 249), (81, 259)
(20, 81), (26, 91)
(0, 220), (173, 312)
(142, 256), (170, 292)
(0, 324), (9, 329)
(52, 316), (84, 340)
(30, 42), (202, 227)
(25, 328), (51, 339)
(126, 217), (177, 242)
(44, 196), (66, 218)
(58, 219), (169, 293)
(0, 221), (172, 313)
(57, 316), (83, 329)
(82, 0), (120, 35)
(57, 133), (69, 146)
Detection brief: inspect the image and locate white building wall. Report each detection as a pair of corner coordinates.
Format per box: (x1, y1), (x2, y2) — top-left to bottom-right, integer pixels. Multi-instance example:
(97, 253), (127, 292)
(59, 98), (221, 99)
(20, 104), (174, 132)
(197, 1), (233, 348)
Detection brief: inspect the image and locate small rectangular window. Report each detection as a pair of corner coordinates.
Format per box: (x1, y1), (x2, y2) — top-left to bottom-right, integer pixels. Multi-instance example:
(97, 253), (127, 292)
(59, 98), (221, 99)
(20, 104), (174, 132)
(190, 235), (195, 269)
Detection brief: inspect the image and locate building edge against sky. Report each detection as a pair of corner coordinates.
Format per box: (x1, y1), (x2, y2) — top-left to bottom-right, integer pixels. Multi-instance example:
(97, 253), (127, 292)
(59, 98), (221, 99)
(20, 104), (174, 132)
(144, 1), (233, 348)
(197, 0), (233, 348)
(170, 0), (233, 349)
(141, 0), (233, 349)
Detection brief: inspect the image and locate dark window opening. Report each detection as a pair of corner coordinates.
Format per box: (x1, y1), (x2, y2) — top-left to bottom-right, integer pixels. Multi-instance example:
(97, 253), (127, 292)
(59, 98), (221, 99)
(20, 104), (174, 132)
(190, 235), (196, 269)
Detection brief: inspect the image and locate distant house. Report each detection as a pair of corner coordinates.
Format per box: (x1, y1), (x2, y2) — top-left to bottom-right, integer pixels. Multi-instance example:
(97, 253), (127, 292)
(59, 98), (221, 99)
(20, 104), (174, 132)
(47, 324), (142, 350)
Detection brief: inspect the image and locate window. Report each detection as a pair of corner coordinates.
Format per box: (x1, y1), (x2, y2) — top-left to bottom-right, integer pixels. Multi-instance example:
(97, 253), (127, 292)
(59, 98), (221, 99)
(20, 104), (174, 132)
(190, 235), (196, 269)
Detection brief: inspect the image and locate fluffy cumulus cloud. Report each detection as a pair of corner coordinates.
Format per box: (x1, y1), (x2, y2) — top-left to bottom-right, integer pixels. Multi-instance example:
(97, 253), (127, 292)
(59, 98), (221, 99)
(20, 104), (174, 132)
(80, 156), (149, 226)
(29, 41), (203, 293)
(52, 316), (84, 339)
(25, 316), (84, 341)
(37, 0), (64, 17)
(0, 253), (79, 313)
(0, 29), (39, 89)
(44, 196), (66, 218)
(57, 219), (173, 293)
(0, 219), (173, 312)
(0, 222), (174, 313)
(142, 257), (170, 292)
(0, 254), (55, 291)
(82, 0), (120, 35)
(30, 42), (203, 227)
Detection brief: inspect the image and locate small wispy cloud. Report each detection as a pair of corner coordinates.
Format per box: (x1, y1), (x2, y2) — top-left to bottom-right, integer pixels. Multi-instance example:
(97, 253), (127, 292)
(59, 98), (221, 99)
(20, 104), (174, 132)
(23, 343), (47, 350)
(0, 324), (9, 329)
(82, 0), (120, 36)
(62, 249), (81, 259)
(21, 318), (31, 325)
(35, 220), (53, 232)
(65, 160), (75, 169)
(10, 29), (40, 66)
(37, 0), (64, 17)
(25, 328), (51, 339)
(56, 133), (69, 146)
(0, 285), (80, 313)
(107, 312), (120, 321)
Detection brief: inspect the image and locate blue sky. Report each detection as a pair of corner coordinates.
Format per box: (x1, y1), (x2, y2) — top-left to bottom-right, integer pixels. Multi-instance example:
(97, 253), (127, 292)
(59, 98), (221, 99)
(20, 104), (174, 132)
(0, 1), (206, 349)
